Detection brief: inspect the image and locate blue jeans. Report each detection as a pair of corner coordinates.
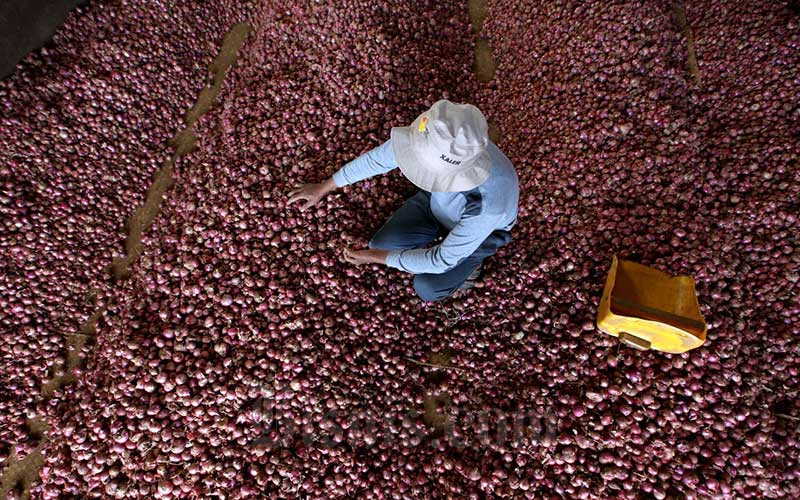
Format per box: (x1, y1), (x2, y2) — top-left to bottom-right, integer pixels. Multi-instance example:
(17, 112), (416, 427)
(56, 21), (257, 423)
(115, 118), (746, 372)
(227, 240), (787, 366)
(368, 191), (511, 302)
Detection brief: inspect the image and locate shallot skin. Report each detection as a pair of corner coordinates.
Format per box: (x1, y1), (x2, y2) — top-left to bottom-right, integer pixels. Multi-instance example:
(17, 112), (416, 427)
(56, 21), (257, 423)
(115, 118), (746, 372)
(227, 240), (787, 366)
(1, 0), (799, 499)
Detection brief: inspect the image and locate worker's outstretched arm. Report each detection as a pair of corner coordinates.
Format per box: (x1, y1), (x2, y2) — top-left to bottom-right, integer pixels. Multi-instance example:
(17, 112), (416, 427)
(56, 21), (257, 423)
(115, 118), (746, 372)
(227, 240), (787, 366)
(332, 139), (397, 187)
(288, 140), (396, 211)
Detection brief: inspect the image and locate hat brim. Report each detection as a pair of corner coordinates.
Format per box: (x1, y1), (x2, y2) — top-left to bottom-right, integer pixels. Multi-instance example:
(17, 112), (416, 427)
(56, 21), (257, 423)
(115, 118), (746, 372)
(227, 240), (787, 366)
(391, 118), (491, 193)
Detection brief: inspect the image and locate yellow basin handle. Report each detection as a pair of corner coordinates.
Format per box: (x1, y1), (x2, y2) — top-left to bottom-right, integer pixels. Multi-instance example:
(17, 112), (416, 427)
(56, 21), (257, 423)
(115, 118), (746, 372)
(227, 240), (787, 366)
(618, 332), (651, 351)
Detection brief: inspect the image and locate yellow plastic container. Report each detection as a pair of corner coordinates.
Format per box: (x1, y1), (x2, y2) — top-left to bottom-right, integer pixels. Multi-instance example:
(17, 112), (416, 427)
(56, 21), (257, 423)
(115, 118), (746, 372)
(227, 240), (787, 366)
(597, 256), (706, 354)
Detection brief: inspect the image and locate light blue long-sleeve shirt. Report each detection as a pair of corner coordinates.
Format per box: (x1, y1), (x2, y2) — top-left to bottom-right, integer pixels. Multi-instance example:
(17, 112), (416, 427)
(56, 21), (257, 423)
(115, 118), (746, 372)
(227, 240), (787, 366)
(333, 139), (519, 274)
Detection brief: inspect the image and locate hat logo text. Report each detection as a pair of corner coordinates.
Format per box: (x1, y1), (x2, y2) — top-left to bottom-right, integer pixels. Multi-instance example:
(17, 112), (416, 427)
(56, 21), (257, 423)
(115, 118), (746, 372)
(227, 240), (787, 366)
(440, 154), (462, 165)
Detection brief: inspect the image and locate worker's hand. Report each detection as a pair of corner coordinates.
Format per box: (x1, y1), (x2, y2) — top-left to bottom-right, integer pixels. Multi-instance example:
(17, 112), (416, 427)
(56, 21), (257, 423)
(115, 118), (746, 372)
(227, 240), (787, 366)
(287, 178), (337, 211)
(343, 248), (389, 266)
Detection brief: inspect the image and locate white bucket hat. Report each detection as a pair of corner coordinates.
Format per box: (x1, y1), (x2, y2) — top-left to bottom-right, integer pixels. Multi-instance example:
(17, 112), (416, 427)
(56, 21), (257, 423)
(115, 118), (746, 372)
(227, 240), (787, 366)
(391, 100), (491, 192)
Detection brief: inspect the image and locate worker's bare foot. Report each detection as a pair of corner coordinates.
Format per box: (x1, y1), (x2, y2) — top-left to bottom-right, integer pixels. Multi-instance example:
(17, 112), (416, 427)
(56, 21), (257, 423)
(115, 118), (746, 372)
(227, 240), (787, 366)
(459, 265), (483, 291)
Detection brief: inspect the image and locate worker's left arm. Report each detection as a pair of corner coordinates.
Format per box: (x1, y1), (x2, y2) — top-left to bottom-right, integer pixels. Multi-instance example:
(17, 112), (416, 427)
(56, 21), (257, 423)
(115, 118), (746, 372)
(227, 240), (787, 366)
(288, 140), (396, 212)
(384, 212), (502, 275)
(332, 140), (397, 187)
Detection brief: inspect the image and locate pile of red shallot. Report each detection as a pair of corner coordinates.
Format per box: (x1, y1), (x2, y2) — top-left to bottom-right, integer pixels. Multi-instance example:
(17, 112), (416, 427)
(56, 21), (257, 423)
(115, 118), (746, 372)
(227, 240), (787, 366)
(2, 0), (798, 498)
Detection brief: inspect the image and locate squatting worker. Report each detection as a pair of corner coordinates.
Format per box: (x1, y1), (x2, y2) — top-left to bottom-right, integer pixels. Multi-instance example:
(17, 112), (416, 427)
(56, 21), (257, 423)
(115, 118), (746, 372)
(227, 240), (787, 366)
(288, 100), (519, 302)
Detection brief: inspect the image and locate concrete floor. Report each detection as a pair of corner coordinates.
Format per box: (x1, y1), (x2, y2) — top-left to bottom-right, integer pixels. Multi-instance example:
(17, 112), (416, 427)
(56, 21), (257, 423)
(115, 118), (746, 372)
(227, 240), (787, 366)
(0, 0), (89, 79)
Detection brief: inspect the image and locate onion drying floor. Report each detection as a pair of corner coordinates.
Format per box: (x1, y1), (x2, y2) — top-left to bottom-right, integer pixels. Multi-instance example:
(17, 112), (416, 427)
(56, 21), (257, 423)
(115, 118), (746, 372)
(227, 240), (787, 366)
(1, 0), (799, 499)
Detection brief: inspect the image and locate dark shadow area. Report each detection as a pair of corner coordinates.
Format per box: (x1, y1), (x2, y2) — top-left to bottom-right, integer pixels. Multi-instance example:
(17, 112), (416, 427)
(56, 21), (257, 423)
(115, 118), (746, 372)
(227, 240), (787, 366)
(0, 0), (89, 79)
